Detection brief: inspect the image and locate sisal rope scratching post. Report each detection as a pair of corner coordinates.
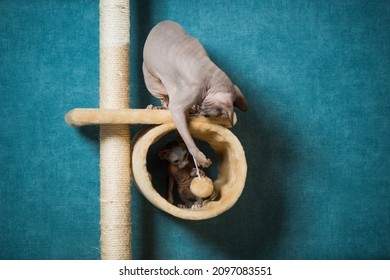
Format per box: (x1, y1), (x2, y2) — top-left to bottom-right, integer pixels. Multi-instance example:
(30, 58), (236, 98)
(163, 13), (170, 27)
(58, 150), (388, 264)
(99, 0), (131, 260)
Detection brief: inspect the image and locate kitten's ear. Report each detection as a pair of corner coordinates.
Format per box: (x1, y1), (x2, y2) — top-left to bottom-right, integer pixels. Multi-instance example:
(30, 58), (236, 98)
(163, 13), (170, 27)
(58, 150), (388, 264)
(234, 85), (248, 112)
(176, 137), (185, 145)
(175, 137), (186, 149)
(158, 148), (171, 160)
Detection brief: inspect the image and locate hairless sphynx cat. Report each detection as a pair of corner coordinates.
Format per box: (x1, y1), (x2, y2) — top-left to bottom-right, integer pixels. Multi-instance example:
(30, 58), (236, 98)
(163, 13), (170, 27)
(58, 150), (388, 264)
(143, 20), (247, 168)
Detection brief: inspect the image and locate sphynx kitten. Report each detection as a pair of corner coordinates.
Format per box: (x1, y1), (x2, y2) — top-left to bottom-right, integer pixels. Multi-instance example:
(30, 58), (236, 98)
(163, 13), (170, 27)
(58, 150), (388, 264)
(159, 138), (204, 209)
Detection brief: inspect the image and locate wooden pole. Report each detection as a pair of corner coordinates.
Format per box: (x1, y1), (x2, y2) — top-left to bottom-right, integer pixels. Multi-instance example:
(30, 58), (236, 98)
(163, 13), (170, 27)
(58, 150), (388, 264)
(99, 0), (131, 260)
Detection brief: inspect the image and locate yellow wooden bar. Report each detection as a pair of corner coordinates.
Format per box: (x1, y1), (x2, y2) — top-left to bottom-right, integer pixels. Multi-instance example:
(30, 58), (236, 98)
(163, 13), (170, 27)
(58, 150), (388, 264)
(65, 108), (236, 128)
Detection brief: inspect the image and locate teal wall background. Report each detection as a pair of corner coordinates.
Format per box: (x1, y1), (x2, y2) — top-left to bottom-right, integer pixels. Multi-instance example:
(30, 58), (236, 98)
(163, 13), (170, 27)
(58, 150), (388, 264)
(1, 0), (389, 259)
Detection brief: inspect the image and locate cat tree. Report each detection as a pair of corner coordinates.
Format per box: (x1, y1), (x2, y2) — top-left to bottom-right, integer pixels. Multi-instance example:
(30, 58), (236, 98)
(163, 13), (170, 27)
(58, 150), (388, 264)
(65, 0), (247, 260)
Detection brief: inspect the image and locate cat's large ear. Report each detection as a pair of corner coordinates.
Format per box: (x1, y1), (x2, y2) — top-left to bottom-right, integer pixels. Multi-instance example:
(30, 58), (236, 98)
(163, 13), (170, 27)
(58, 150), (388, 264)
(158, 148), (171, 160)
(234, 85), (248, 112)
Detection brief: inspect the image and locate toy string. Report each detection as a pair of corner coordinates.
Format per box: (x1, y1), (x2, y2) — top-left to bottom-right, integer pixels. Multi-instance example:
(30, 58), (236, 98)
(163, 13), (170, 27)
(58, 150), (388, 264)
(193, 157), (201, 178)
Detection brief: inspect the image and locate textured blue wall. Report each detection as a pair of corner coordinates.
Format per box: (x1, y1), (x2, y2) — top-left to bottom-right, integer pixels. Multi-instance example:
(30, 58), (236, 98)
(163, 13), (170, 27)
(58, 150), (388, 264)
(0, 0), (389, 259)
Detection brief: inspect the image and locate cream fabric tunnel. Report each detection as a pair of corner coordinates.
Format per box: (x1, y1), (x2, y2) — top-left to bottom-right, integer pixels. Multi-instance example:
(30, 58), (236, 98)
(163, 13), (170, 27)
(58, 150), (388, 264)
(132, 121), (247, 220)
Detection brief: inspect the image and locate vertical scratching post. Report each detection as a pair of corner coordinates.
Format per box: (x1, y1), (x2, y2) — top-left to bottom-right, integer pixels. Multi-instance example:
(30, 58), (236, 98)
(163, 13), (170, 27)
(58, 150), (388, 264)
(99, 0), (131, 259)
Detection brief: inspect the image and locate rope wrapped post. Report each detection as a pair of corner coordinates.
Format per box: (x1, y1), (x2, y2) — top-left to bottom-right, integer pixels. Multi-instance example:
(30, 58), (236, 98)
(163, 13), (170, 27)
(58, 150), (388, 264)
(99, 0), (131, 260)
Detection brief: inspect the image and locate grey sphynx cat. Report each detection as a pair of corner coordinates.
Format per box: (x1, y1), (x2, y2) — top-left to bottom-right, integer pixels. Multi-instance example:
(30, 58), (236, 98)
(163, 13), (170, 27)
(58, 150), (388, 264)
(143, 20), (247, 167)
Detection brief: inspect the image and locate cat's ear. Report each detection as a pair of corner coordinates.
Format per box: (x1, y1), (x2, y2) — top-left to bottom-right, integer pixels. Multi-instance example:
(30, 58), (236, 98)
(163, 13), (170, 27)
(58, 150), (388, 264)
(234, 85), (247, 112)
(158, 148), (171, 160)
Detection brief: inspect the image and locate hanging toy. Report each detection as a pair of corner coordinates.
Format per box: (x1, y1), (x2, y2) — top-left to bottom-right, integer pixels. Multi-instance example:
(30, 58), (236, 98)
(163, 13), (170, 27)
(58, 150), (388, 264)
(190, 158), (215, 200)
